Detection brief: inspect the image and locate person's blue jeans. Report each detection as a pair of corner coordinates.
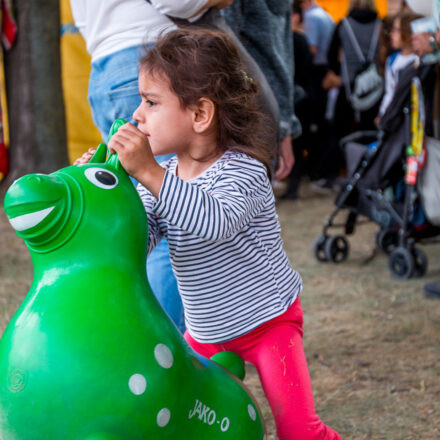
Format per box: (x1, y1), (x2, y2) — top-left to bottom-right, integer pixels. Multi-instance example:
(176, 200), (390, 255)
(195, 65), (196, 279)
(88, 45), (185, 332)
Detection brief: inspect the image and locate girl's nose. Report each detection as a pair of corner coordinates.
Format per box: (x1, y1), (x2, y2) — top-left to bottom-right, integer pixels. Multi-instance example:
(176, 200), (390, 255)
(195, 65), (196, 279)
(133, 104), (143, 123)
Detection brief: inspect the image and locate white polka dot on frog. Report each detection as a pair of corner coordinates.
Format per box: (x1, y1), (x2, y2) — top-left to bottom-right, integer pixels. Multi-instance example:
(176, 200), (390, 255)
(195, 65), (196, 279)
(128, 374), (147, 395)
(154, 344), (174, 369)
(157, 408), (171, 427)
(248, 404), (257, 421)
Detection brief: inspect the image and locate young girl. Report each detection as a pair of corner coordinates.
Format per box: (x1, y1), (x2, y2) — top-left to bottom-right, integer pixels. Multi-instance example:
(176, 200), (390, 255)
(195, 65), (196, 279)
(82, 28), (342, 440)
(377, 11), (420, 119)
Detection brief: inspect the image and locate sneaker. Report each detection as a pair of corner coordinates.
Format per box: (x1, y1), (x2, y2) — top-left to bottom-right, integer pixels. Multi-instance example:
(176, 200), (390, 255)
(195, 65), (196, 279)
(423, 281), (440, 299)
(310, 178), (334, 194)
(332, 176), (346, 191)
(280, 191), (298, 200)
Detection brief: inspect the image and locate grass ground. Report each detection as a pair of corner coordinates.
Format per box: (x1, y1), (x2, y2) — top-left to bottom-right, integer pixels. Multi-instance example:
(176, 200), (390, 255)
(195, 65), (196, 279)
(1, 185), (440, 439)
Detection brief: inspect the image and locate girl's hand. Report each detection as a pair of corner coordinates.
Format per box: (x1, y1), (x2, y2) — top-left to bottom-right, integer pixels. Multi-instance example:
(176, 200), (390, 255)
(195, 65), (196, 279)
(108, 123), (165, 198)
(74, 147), (96, 165)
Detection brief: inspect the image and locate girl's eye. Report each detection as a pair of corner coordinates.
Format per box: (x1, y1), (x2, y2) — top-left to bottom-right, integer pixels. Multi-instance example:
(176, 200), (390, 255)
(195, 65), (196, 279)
(84, 167), (119, 189)
(146, 100), (156, 107)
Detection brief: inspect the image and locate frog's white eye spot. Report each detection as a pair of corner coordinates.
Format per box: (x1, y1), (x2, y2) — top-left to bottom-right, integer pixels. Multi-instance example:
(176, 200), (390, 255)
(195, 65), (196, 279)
(85, 167), (118, 189)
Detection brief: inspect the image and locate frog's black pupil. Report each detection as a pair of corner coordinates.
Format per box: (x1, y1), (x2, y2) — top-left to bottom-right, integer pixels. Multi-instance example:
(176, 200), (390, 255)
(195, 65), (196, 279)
(95, 171), (116, 185)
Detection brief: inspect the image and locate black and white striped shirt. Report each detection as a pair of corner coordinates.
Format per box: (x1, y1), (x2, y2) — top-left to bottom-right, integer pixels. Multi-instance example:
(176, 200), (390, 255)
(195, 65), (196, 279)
(137, 150), (302, 343)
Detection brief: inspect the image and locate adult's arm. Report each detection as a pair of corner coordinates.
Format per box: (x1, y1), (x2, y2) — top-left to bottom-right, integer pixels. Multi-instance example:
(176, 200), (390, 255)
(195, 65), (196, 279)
(224, 1), (300, 142)
(274, 136), (294, 180)
(378, 58), (395, 117)
(303, 13), (321, 55)
(327, 23), (342, 75)
(150, 0), (232, 19)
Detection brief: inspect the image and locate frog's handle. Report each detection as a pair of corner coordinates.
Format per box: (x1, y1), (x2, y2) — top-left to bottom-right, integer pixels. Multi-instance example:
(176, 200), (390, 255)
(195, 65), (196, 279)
(107, 118), (128, 143)
(88, 119), (129, 174)
(90, 142), (108, 163)
(89, 119), (127, 164)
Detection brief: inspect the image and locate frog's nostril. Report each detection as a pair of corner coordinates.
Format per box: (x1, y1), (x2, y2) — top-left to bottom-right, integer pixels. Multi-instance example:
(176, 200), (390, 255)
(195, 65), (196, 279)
(20, 175), (45, 184)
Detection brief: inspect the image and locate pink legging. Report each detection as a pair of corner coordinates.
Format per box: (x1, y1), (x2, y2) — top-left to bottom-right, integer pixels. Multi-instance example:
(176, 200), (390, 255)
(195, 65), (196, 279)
(184, 298), (342, 440)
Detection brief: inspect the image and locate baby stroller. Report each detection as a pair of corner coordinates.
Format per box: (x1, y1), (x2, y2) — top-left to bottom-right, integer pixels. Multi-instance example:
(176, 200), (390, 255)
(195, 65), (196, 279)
(313, 62), (440, 280)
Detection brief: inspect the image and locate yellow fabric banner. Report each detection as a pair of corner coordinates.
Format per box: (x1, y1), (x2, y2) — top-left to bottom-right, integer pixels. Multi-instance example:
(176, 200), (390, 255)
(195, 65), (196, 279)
(60, 0), (101, 164)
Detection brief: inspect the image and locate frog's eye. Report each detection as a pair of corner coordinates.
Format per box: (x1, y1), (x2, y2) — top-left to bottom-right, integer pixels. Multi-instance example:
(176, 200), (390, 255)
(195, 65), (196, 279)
(84, 167), (118, 189)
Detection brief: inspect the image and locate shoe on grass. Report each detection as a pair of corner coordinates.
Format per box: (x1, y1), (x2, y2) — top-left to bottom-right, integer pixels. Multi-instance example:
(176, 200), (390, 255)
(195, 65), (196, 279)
(423, 280), (440, 299)
(310, 178), (334, 194)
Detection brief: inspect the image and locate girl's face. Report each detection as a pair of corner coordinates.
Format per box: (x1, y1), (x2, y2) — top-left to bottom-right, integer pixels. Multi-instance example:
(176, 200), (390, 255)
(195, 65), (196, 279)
(390, 18), (403, 50)
(133, 71), (195, 157)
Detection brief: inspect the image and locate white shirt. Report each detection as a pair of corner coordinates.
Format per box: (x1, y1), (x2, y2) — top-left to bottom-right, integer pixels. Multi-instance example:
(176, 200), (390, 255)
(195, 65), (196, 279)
(70, 0), (208, 61)
(138, 151), (302, 343)
(379, 52), (418, 117)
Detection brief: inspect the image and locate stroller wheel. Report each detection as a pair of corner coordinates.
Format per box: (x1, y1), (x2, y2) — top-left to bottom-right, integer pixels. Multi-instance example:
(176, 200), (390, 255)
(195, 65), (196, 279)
(313, 234), (329, 262)
(376, 229), (398, 255)
(324, 235), (349, 263)
(389, 247), (415, 280)
(412, 247), (428, 278)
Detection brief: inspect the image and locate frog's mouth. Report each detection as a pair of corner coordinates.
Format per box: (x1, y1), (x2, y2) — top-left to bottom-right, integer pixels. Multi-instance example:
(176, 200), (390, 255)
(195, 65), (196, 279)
(8, 206), (55, 232)
(4, 172), (84, 253)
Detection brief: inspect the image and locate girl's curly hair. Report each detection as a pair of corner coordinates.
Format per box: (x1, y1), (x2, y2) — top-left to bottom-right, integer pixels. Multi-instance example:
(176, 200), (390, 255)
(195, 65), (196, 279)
(139, 28), (273, 177)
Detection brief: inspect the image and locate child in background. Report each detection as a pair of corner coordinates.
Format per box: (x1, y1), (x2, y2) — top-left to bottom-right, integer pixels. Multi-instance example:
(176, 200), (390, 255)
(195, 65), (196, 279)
(377, 11), (420, 120)
(79, 28), (341, 440)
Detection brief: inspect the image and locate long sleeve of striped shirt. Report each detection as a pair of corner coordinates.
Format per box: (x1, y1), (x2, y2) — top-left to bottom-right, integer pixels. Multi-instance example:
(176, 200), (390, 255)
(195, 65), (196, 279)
(137, 151), (302, 343)
(137, 187), (164, 256)
(153, 156), (270, 242)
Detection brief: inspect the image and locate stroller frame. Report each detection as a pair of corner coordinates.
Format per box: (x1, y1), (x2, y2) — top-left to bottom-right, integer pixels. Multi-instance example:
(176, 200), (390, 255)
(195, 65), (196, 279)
(314, 71), (440, 280)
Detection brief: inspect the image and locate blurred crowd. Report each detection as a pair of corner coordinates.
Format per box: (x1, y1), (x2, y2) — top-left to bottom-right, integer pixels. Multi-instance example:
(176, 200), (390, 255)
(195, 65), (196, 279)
(284, 0), (440, 199)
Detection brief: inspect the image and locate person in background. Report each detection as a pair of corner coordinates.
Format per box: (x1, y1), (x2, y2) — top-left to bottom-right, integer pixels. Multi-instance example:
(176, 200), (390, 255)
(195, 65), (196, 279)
(408, 0), (440, 299)
(412, 27), (440, 56)
(377, 12), (420, 122)
(223, 0), (300, 181)
(377, 14), (395, 76)
(317, 0), (382, 192)
(410, 0), (440, 56)
(70, 0), (233, 333)
(298, 0), (335, 185)
(282, 1), (314, 199)
(400, 0), (412, 13)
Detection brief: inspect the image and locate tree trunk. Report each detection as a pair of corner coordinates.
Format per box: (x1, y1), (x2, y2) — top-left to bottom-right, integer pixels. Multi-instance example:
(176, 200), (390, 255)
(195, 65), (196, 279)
(2, 0), (67, 189)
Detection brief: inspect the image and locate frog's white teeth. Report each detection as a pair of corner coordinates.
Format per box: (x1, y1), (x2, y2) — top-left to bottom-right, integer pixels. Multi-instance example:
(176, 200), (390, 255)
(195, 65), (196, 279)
(8, 206), (55, 232)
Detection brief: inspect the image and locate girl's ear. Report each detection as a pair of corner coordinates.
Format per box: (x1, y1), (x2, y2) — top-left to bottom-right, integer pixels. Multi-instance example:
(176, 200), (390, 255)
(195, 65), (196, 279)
(192, 98), (216, 134)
